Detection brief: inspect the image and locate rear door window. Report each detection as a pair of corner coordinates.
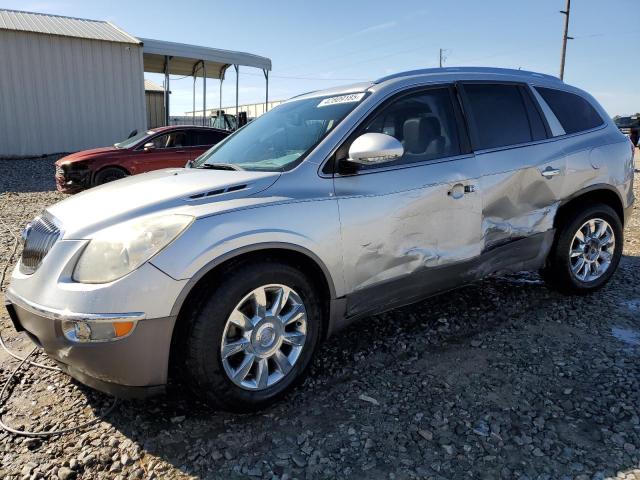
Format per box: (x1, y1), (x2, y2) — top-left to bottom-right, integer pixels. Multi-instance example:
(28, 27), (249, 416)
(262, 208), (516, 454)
(188, 130), (228, 146)
(146, 131), (187, 149)
(535, 87), (603, 135)
(461, 83), (545, 150)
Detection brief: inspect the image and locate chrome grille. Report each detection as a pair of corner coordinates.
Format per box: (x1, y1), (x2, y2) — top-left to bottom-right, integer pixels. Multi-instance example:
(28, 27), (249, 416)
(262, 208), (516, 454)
(20, 212), (61, 274)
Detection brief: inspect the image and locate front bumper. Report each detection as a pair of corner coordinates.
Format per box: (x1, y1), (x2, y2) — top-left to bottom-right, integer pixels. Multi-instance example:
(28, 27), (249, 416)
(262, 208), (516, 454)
(5, 290), (177, 399)
(55, 164), (91, 193)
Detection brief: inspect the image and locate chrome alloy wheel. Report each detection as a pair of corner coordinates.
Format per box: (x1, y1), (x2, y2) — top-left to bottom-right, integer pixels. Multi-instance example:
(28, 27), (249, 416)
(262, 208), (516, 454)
(569, 218), (615, 282)
(221, 284), (307, 390)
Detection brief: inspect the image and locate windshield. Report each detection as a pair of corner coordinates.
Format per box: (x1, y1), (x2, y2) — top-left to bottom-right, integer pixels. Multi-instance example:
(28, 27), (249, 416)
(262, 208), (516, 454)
(194, 93), (367, 171)
(114, 130), (156, 149)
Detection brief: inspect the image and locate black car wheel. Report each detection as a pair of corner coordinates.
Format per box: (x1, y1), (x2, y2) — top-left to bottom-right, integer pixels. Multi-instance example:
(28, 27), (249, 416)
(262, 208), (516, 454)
(181, 259), (322, 411)
(94, 167), (128, 186)
(543, 203), (622, 294)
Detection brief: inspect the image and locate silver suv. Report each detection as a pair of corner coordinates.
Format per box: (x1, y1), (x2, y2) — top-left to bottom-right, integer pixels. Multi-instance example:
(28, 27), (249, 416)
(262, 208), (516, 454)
(6, 67), (635, 411)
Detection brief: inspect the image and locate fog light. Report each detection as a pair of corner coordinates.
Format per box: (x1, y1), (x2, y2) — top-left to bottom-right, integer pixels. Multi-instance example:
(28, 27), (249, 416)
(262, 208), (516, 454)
(61, 320), (136, 343)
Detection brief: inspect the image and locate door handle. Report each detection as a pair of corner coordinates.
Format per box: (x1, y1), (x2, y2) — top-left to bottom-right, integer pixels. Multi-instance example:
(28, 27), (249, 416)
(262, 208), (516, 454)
(448, 183), (475, 199)
(541, 167), (561, 178)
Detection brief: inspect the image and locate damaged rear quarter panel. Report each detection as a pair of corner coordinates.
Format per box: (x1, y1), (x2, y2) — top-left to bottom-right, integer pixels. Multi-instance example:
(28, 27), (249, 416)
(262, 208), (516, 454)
(562, 133), (634, 210)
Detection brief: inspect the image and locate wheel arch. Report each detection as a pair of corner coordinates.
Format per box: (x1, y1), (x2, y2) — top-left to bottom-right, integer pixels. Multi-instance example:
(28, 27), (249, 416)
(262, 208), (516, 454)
(554, 184), (625, 229)
(92, 164), (131, 185)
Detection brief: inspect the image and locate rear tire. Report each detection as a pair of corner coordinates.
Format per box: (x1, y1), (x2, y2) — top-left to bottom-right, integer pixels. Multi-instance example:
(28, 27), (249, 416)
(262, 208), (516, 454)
(182, 260), (322, 412)
(543, 203), (622, 294)
(94, 167), (127, 186)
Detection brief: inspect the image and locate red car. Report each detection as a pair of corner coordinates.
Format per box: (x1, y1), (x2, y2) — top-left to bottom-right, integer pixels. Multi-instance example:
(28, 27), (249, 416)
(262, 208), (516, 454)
(55, 126), (230, 193)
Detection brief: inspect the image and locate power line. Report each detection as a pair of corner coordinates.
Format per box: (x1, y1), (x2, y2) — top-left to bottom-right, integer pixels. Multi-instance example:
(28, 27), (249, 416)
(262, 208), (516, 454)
(277, 31), (434, 75)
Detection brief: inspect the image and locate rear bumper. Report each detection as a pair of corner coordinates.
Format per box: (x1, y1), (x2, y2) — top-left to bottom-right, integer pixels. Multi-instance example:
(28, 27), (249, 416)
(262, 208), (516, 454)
(5, 290), (175, 399)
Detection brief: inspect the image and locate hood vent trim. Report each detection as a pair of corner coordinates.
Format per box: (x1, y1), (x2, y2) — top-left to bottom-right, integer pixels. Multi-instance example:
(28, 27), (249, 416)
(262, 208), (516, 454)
(188, 184), (248, 200)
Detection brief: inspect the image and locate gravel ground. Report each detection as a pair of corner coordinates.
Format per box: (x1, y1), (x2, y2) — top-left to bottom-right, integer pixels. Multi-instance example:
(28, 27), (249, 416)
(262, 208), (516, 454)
(1, 156), (640, 480)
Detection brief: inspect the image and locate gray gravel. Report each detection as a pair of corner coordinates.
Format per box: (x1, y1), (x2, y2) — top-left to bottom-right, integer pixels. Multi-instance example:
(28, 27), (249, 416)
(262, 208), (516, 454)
(0, 155), (64, 193)
(1, 156), (640, 480)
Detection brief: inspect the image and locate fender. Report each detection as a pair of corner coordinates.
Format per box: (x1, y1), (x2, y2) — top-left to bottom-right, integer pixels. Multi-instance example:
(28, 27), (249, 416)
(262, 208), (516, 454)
(167, 241), (338, 318)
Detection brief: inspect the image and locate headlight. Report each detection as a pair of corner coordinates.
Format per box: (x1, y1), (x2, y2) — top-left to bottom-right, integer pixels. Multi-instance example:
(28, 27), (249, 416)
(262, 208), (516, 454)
(73, 214), (194, 283)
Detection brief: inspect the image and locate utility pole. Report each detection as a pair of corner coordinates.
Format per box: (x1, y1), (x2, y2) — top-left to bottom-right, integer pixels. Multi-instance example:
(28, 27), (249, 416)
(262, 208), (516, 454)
(559, 0), (573, 80)
(439, 48), (447, 68)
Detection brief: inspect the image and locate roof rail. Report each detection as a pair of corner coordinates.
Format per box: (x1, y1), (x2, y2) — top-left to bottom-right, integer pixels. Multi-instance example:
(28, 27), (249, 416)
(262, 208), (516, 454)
(374, 67), (561, 84)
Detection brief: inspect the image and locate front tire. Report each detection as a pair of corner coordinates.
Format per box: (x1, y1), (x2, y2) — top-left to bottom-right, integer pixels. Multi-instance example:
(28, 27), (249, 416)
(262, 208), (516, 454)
(94, 167), (128, 186)
(182, 260), (322, 411)
(543, 203), (622, 294)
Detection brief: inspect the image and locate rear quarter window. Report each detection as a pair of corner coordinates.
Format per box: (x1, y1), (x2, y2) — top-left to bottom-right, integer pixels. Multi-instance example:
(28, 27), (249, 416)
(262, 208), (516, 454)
(535, 87), (604, 135)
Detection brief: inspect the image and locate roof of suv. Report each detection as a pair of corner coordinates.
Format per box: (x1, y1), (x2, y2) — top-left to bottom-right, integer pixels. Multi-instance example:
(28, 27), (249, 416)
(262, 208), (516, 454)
(289, 67), (564, 102)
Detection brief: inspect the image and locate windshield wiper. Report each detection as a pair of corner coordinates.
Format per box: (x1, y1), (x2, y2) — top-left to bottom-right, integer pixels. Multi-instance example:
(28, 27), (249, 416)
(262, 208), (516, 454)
(199, 163), (244, 171)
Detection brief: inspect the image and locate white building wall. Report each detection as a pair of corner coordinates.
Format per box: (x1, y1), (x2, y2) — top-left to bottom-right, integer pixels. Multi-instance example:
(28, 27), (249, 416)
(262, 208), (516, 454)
(186, 100), (284, 119)
(0, 30), (146, 157)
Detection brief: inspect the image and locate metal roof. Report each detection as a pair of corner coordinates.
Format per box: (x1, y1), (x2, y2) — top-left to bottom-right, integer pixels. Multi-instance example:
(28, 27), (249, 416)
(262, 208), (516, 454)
(141, 37), (271, 80)
(144, 79), (164, 92)
(0, 9), (140, 44)
(0, 9), (272, 80)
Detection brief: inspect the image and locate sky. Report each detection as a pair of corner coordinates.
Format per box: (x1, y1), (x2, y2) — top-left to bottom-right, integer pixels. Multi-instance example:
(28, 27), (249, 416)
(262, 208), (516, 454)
(2, 0), (639, 116)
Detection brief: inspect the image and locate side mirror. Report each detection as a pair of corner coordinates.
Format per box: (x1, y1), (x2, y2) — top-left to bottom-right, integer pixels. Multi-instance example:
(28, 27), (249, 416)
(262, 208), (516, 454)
(346, 133), (404, 166)
(143, 142), (155, 152)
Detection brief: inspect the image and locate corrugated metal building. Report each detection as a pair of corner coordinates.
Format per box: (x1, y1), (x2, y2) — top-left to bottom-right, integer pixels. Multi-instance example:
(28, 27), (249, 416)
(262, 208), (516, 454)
(0, 9), (146, 157)
(144, 79), (165, 129)
(0, 9), (272, 158)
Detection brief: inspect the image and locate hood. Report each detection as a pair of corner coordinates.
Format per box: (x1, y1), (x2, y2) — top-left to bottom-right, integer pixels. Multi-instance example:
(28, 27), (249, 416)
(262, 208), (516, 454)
(56, 146), (119, 165)
(47, 168), (280, 238)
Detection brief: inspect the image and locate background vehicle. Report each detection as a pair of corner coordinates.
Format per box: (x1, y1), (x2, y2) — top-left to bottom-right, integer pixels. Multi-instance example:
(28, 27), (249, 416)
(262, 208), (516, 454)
(614, 114), (640, 147)
(7, 68), (634, 412)
(210, 111), (238, 131)
(54, 126), (230, 193)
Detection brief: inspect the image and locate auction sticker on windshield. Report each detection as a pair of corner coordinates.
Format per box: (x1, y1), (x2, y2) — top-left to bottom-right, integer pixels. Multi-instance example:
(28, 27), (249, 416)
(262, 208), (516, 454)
(318, 93), (366, 107)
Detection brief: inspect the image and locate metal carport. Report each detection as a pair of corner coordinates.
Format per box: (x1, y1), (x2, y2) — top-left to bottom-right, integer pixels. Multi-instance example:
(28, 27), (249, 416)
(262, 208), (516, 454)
(140, 38), (272, 127)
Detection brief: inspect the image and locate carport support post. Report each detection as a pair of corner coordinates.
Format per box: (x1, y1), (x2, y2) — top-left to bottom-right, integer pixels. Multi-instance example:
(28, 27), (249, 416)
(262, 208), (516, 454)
(263, 69), (269, 114)
(164, 55), (171, 126)
(234, 64), (239, 128)
(192, 75), (196, 123)
(202, 61), (207, 126)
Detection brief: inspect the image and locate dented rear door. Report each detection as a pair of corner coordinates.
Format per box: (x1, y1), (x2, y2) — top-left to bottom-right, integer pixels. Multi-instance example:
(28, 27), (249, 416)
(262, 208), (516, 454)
(477, 142), (566, 250)
(458, 82), (566, 253)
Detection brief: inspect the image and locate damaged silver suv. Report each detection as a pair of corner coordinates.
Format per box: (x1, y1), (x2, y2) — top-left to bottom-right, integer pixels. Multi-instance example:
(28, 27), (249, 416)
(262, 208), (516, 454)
(6, 68), (635, 411)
